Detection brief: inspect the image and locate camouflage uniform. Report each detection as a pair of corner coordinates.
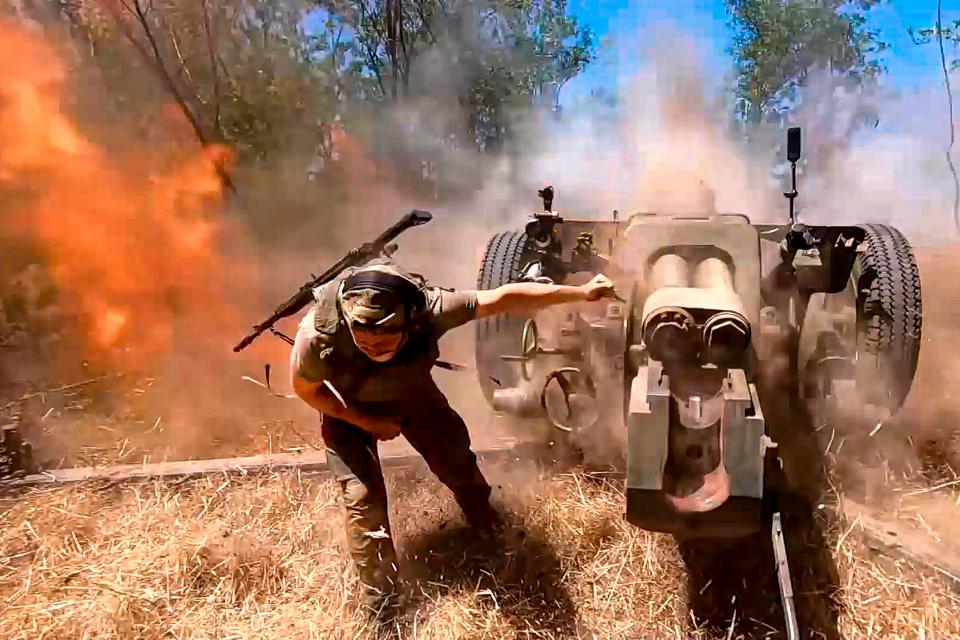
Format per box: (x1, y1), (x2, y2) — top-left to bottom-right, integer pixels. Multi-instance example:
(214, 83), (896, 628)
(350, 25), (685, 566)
(290, 264), (498, 612)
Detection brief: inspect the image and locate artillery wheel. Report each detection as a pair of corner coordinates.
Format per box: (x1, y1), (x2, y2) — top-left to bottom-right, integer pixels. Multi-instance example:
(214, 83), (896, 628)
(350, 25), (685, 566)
(800, 223), (921, 423)
(475, 231), (532, 405)
(851, 224), (922, 411)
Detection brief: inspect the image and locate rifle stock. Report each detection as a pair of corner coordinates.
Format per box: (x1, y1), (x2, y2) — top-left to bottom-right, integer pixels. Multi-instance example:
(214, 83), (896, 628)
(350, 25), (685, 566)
(233, 209), (433, 352)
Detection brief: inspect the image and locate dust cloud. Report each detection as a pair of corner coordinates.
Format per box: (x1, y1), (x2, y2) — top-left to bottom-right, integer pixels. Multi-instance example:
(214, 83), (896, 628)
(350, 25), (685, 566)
(783, 72), (960, 492)
(786, 72), (960, 243)
(0, 15), (527, 463)
(508, 27), (781, 222)
(516, 25), (960, 481)
(3, 10), (960, 480)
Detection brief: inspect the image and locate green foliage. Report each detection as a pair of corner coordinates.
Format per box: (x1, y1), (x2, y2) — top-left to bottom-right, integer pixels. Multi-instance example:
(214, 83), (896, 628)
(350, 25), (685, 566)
(69, 0), (594, 165)
(317, 0), (595, 150)
(150, 0), (358, 161)
(908, 19), (960, 70)
(726, 0), (887, 123)
(66, 0), (348, 161)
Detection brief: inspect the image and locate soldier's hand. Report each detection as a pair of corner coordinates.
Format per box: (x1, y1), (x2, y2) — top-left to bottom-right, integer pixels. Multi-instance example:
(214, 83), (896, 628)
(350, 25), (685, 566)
(581, 274), (616, 302)
(368, 416), (403, 441)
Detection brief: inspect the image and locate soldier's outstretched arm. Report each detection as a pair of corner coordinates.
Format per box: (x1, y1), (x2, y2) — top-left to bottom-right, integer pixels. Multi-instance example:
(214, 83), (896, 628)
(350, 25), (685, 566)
(475, 273), (615, 319)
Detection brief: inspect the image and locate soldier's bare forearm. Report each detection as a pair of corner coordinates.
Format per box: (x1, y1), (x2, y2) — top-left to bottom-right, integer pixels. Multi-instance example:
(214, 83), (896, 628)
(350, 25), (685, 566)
(475, 282), (587, 318)
(317, 390), (376, 429)
(291, 374), (381, 434)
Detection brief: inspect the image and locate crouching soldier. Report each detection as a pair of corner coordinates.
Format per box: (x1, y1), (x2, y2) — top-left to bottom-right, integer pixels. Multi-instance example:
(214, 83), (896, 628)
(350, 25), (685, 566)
(289, 261), (615, 617)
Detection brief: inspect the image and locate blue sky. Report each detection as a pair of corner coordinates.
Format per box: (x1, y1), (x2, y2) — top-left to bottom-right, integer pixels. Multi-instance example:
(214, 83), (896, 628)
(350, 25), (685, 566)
(562, 0), (958, 104)
(301, 1), (959, 107)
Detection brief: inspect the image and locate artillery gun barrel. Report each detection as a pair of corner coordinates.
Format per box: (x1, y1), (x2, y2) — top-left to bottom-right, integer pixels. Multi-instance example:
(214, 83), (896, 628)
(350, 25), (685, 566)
(649, 253), (690, 289)
(694, 257), (734, 290)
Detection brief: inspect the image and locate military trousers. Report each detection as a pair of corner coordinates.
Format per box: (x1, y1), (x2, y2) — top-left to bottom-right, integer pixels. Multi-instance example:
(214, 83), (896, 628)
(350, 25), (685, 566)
(321, 398), (496, 610)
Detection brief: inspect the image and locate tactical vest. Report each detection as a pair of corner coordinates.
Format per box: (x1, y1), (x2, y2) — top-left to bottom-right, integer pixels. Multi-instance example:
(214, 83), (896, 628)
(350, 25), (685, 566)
(310, 263), (442, 405)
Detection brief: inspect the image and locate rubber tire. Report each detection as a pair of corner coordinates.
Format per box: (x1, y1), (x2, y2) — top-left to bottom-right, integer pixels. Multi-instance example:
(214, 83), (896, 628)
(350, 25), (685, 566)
(475, 231), (530, 406)
(852, 223), (922, 412)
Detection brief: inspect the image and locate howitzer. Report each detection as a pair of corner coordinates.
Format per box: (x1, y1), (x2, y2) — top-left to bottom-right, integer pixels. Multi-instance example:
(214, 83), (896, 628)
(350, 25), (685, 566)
(234, 209), (433, 352)
(475, 127), (923, 638)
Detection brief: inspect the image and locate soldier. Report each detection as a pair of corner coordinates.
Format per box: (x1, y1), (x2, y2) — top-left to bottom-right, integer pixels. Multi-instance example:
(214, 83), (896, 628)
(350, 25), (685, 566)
(289, 260), (615, 617)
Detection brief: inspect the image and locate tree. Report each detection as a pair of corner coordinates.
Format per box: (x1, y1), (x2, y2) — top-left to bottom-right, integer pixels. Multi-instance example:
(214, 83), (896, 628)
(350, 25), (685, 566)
(48, 0), (370, 176)
(726, 0), (887, 124)
(908, 11), (960, 70)
(908, 1), (959, 229)
(319, 0), (595, 151)
(25, 0), (595, 189)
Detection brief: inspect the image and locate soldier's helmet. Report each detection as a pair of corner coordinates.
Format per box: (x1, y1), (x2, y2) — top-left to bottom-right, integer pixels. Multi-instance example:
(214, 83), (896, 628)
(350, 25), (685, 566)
(337, 263), (426, 360)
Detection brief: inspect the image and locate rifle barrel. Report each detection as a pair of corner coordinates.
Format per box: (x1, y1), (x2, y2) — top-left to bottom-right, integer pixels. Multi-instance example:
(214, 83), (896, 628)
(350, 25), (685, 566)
(232, 209), (432, 353)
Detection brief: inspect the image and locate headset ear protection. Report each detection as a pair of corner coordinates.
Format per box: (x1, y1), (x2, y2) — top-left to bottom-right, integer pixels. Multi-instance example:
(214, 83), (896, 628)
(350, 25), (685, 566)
(336, 267), (429, 331)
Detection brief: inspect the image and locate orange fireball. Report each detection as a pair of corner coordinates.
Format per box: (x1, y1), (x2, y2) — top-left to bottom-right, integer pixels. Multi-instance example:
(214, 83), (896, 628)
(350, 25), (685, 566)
(0, 21), (254, 370)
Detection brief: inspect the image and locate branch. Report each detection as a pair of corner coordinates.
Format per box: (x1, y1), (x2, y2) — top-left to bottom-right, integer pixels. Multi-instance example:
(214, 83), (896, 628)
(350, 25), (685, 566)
(111, 0), (235, 192)
(414, 0), (437, 45)
(355, 1), (388, 98)
(201, 0), (223, 135)
(384, 0), (400, 97)
(332, 25), (344, 103)
(216, 49), (235, 86)
(937, 0), (959, 230)
(398, 0), (410, 89)
(164, 22), (197, 87)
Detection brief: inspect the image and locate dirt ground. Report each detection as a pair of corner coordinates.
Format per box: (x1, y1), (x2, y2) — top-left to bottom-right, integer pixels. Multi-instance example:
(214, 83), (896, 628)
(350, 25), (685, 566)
(1, 244), (959, 639)
(1, 458), (958, 640)
(827, 245), (960, 558)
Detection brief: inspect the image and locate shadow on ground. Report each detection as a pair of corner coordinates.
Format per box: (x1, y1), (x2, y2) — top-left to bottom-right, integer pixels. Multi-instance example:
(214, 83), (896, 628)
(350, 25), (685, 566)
(678, 490), (842, 640)
(397, 517), (580, 638)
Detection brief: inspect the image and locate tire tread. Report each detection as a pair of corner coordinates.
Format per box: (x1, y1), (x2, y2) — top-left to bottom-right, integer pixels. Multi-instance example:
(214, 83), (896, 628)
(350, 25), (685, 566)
(475, 231), (529, 403)
(854, 223), (922, 409)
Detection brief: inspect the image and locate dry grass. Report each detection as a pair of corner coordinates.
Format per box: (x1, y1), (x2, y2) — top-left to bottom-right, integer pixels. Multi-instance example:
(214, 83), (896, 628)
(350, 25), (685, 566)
(1, 459), (958, 640)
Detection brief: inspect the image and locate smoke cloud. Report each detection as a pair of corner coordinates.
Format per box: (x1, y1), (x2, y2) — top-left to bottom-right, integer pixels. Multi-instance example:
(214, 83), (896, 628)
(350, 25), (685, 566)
(2, 8), (959, 476)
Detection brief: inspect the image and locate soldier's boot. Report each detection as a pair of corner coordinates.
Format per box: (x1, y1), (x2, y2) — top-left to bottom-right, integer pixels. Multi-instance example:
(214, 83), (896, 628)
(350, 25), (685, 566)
(401, 402), (509, 537)
(459, 495), (503, 531)
(453, 483), (512, 542)
(356, 549), (401, 618)
(426, 447), (506, 533)
(340, 477), (402, 619)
